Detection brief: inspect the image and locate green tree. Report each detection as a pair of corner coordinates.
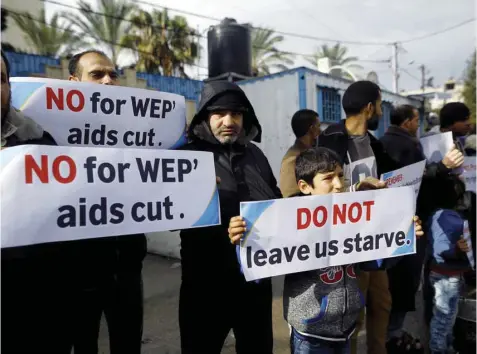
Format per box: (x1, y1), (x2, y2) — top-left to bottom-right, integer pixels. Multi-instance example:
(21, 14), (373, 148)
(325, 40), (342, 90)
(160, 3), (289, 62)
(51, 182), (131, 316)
(120, 9), (198, 77)
(462, 51), (476, 123)
(251, 28), (294, 76)
(62, 0), (136, 65)
(10, 9), (83, 56)
(307, 43), (362, 79)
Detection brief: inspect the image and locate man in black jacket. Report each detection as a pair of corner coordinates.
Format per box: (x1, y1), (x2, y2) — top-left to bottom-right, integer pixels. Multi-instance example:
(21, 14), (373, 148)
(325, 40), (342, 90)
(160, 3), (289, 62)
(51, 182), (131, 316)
(1, 50), (70, 354)
(318, 81), (397, 354)
(179, 81), (281, 353)
(67, 50), (146, 354)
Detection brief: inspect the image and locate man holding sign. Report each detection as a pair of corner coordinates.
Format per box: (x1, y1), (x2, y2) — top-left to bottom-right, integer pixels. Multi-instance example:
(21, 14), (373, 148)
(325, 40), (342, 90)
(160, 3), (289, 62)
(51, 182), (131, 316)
(179, 81), (281, 353)
(66, 50), (146, 354)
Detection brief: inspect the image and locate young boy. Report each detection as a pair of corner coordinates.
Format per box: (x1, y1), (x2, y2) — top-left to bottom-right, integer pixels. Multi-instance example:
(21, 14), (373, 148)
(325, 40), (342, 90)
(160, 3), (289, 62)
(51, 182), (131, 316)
(426, 175), (472, 354)
(229, 148), (423, 353)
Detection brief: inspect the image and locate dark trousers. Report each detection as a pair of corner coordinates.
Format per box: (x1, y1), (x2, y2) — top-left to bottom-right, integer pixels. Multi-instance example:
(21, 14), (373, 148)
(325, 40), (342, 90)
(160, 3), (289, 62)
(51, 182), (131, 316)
(71, 270), (144, 354)
(179, 276), (273, 354)
(1, 257), (72, 354)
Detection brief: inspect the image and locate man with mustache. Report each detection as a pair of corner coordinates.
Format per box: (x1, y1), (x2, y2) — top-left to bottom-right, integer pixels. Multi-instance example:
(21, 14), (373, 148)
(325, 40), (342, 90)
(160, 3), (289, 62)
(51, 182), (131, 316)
(67, 50), (146, 354)
(318, 81), (399, 354)
(179, 80), (281, 353)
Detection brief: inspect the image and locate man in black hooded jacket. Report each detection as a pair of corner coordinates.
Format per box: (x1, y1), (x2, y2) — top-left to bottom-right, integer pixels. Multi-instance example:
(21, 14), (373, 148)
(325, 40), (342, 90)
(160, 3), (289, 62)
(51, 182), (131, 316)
(179, 81), (281, 353)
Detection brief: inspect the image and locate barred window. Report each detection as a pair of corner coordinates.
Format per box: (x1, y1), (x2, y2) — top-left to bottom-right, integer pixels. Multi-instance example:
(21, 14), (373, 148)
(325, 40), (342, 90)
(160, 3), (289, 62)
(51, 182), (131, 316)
(317, 87), (342, 123)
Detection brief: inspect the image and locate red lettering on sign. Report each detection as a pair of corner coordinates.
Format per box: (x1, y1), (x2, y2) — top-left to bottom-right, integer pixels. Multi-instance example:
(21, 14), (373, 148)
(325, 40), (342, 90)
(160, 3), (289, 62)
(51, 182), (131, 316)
(46, 87), (85, 112)
(297, 208), (311, 230)
(24, 154), (77, 184)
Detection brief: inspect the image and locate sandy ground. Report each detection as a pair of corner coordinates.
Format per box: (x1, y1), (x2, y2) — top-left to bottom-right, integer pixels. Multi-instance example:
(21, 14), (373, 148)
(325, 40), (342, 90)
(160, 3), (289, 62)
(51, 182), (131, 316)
(97, 254), (425, 354)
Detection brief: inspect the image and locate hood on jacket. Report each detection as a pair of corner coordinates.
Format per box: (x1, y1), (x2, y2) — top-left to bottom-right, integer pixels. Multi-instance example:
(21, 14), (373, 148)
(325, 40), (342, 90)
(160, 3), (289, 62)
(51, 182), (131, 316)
(1, 107), (44, 147)
(188, 81), (262, 145)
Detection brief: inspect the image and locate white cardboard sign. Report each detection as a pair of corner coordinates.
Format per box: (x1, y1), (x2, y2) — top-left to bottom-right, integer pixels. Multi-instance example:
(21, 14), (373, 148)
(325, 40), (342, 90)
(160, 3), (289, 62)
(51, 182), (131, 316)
(1, 145), (220, 248)
(420, 132), (453, 163)
(239, 187), (416, 281)
(380, 160), (426, 203)
(10, 77), (187, 150)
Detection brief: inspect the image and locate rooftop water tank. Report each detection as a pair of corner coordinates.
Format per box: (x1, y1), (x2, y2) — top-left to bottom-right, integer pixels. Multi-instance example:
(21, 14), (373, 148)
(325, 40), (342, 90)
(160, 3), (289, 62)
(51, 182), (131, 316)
(207, 18), (252, 79)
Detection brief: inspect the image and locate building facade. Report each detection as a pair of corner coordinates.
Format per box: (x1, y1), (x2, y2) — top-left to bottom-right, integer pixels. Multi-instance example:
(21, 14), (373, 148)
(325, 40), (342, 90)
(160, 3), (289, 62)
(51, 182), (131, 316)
(402, 79), (464, 111)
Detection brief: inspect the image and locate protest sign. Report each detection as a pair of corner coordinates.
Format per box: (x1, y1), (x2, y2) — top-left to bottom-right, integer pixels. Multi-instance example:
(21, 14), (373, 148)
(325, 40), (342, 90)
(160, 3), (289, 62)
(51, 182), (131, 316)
(420, 132), (453, 163)
(380, 160), (426, 203)
(1, 145), (219, 248)
(10, 77), (187, 150)
(239, 187), (416, 281)
(461, 157), (476, 193)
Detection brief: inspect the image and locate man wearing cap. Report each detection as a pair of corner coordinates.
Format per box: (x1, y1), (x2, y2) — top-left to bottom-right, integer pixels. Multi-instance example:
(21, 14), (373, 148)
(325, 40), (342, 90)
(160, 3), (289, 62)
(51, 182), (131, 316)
(179, 81), (281, 353)
(280, 109), (321, 198)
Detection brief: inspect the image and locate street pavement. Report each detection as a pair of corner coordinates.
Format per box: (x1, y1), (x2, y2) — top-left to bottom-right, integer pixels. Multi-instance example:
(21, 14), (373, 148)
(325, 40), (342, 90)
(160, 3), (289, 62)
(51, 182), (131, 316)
(98, 254), (424, 354)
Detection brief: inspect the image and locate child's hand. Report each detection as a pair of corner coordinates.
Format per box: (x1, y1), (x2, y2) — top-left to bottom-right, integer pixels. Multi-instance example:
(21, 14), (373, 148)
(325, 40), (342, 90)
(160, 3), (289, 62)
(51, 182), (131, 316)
(457, 237), (470, 253)
(228, 216), (246, 245)
(413, 216), (424, 238)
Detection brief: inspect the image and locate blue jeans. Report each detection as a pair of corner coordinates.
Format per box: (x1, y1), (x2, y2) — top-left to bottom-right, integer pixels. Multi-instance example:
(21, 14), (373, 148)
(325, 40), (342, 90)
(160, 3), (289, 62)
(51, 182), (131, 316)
(290, 329), (350, 354)
(429, 271), (463, 353)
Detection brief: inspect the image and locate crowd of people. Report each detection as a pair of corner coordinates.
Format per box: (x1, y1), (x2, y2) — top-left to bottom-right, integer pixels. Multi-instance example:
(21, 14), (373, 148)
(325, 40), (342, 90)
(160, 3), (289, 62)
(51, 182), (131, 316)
(1, 47), (476, 354)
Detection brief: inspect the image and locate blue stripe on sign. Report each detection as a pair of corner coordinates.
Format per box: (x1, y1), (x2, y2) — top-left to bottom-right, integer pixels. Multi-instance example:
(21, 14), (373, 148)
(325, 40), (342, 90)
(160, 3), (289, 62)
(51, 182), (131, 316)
(392, 221), (415, 256)
(11, 82), (45, 110)
(192, 188), (220, 227)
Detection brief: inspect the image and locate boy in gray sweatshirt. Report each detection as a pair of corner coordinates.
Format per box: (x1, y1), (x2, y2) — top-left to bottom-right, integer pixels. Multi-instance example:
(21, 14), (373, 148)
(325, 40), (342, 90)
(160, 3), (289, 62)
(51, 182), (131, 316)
(284, 147), (362, 353)
(228, 147), (423, 353)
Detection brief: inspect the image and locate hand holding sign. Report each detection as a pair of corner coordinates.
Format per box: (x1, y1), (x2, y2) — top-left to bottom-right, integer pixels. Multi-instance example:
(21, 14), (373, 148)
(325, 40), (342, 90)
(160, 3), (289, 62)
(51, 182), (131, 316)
(356, 177), (386, 191)
(414, 216), (424, 238)
(229, 216), (246, 245)
(442, 144), (464, 169)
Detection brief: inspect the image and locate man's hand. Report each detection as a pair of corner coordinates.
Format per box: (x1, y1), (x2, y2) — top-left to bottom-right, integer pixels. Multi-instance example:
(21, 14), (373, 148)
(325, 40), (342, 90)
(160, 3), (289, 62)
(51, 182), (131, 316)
(442, 145), (464, 169)
(228, 216), (246, 245)
(356, 177), (386, 191)
(216, 176), (221, 184)
(457, 237), (470, 253)
(413, 216), (424, 238)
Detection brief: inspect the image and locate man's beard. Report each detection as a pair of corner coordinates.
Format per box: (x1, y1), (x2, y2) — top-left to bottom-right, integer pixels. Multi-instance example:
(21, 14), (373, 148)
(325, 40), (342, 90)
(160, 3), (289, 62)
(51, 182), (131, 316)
(367, 114), (381, 131)
(216, 134), (239, 144)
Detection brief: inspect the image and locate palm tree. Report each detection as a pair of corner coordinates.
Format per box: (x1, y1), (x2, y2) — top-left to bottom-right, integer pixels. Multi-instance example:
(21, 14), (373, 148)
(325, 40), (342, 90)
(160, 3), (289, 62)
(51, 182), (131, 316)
(61, 0), (136, 65)
(10, 9), (84, 56)
(251, 28), (294, 76)
(307, 43), (362, 79)
(120, 9), (198, 77)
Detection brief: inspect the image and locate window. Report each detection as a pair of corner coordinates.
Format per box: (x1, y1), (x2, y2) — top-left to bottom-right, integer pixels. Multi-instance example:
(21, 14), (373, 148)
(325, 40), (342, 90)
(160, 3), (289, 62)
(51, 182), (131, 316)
(317, 87), (342, 123)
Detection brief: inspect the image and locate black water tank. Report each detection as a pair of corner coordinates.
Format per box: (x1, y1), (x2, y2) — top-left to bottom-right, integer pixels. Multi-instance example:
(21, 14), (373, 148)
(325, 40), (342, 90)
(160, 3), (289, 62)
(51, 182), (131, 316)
(207, 18), (252, 78)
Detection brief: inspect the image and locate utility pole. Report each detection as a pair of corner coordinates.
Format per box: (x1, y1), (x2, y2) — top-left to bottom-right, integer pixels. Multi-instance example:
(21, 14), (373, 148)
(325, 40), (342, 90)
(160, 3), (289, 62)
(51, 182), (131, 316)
(419, 64), (426, 92)
(391, 42), (399, 93)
